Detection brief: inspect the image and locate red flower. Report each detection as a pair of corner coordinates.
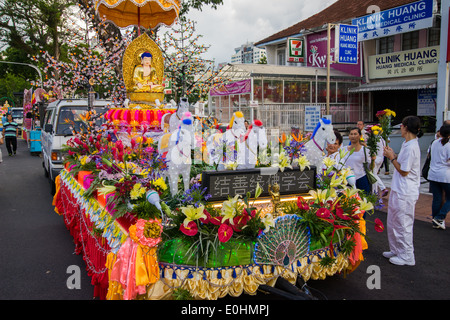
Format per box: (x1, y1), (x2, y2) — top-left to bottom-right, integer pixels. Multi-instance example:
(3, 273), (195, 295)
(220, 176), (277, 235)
(297, 196), (309, 211)
(335, 206), (350, 220)
(232, 213), (250, 232)
(209, 215), (223, 226)
(180, 221), (198, 236)
(316, 207), (331, 219)
(376, 110), (386, 118)
(218, 224), (233, 243)
(374, 218), (384, 232)
(200, 210), (211, 224)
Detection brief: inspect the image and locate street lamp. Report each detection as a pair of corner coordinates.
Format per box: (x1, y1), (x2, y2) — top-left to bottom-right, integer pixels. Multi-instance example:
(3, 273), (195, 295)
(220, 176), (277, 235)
(0, 61), (43, 88)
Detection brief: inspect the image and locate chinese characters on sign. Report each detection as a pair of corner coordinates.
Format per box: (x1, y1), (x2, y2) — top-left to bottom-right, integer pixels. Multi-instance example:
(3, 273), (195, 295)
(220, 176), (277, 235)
(335, 24), (358, 64)
(201, 168), (316, 202)
(368, 46), (439, 79)
(351, 0), (433, 42)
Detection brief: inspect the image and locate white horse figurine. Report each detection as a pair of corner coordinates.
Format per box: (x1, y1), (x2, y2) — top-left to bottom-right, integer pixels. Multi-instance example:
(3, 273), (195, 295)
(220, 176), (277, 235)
(161, 97), (190, 133)
(206, 111), (247, 170)
(304, 118), (336, 170)
(160, 119), (193, 196)
(238, 120), (268, 169)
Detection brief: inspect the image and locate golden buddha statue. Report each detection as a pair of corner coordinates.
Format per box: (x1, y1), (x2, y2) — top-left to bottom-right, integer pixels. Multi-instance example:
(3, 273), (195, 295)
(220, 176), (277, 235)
(133, 52), (164, 93)
(122, 33), (165, 107)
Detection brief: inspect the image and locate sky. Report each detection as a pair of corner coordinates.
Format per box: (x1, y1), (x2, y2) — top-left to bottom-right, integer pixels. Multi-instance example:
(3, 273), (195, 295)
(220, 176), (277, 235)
(167, 0), (339, 64)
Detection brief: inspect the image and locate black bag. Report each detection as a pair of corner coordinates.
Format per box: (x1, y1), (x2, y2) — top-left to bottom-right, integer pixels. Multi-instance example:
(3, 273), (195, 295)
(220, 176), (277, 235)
(422, 154), (431, 180)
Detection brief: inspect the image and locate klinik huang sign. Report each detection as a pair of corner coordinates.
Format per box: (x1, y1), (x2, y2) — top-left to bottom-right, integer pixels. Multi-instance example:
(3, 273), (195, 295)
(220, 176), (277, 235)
(334, 24), (358, 64)
(352, 0), (433, 41)
(369, 46), (439, 79)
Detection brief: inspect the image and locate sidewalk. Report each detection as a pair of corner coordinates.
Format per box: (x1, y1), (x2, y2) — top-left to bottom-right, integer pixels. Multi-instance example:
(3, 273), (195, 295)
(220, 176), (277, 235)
(376, 151), (450, 228)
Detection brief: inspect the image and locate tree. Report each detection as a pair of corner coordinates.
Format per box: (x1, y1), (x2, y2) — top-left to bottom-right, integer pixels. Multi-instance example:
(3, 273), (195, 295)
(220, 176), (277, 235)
(0, 0), (82, 103)
(159, 18), (228, 104)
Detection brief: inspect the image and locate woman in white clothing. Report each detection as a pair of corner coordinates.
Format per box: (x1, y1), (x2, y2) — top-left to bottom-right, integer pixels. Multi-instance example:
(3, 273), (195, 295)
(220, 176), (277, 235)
(427, 125), (450, 230)
(373, 137), (388, 197)
(383, 116), (422, 266)
(342, 127), (372, 196)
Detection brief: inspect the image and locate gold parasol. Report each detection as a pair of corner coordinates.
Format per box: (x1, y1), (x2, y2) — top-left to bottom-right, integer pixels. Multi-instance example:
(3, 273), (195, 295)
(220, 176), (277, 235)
(95, 0), (180, 30)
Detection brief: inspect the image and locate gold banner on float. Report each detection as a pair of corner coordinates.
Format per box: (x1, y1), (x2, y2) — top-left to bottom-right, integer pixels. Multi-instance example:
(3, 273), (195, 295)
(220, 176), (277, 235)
(369, 46), (439, 79)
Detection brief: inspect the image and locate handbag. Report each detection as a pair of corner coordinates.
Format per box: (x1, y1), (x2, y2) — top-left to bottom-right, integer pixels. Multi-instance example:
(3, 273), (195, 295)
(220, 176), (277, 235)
(363, 147), (378, 184)
(422, 153), (431, 180)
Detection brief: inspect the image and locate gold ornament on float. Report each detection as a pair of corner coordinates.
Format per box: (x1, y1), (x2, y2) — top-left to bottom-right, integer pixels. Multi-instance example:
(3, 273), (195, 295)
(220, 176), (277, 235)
(122, 33), (165, 107)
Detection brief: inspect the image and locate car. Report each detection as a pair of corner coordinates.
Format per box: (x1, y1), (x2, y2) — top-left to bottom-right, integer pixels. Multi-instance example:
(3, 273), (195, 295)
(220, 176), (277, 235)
(10, 107), (24, 126)
(41, 99), (111, 194)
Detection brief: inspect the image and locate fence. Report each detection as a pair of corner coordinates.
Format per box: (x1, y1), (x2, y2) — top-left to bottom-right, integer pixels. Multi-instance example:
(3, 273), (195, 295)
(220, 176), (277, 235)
(214, 102), (366, 136)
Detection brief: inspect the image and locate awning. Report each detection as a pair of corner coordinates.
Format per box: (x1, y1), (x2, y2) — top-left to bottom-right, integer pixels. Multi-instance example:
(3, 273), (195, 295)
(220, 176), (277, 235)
(349, 78), (437, 93)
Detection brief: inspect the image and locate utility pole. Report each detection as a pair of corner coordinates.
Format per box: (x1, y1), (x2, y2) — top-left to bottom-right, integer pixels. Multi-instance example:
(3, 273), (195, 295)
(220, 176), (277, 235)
(326, 23), (336, 115)
(437, 0), (450, 126)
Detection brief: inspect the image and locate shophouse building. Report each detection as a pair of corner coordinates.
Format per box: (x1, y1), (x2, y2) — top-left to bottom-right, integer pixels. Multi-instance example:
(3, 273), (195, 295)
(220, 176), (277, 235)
(249, 0), (442, 132)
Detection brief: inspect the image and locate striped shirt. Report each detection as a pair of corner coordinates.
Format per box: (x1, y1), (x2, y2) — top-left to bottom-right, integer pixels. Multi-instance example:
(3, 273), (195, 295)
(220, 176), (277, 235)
(3, 121), (18, 137)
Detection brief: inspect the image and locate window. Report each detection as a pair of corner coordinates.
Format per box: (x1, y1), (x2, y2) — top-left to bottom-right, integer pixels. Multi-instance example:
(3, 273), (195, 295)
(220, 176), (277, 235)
(253, 79), (263, 102)
(378, 36), (395, 54)
(44, 109), (53, 125)
(277, 49), (286, 66)
(428, 28), (440, 47)
(313, 82), (335, 103)
(263, 80), (283, 103)
(284, 81), (301, 103)
(402, 31), (419, 51)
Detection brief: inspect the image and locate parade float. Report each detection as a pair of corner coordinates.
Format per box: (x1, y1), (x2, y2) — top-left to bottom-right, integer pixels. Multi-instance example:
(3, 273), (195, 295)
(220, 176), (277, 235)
(52, 0), (383, 300)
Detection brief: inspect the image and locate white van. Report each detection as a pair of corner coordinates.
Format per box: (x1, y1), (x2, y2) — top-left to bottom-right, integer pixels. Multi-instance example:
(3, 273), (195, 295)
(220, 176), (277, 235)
(41, 99), (111, 194)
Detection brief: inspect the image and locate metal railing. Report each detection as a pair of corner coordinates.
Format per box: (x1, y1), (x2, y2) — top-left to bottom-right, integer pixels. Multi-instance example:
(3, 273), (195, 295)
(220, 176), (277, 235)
(213, 102), (368, 135)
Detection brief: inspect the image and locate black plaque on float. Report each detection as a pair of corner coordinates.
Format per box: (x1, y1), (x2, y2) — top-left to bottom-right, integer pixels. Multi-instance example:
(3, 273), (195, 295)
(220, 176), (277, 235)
(201, 166), (316, 202)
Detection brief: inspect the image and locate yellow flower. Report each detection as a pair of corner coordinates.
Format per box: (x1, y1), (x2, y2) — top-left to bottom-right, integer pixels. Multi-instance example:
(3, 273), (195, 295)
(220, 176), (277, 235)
(261, 213), (275, 232)
(224, 161), (238, 170)
(98, 181), (116, 196)
(358, 198), (374, 212)
(338, 167), (353, 185)
(152, 177), (167, 191)
(272, 151), (292, 172)
(295, 155), (311, 171)
(79, 156), (88, 166)
(181, 204), (206, 227)
(342, 186), (359, 198)
(322, 157), (336, 169)
(130, 183), (146, 200)
(384, 109), (396, 117)
(329, 172), (345, 188)
(309, 188), (337, 203)
(221, 195), (242, 224)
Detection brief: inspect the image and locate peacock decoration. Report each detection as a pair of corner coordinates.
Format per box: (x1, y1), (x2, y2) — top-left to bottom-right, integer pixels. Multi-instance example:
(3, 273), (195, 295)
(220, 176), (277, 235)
(254, 215), (310, 267)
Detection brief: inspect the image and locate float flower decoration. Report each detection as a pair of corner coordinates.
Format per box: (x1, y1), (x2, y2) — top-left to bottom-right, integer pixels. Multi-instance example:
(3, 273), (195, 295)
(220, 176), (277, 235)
(376, 108), (396, 145)
(162, 184), (268, 266)
(63, 113), (168, 220)
(280, 151), (383, 266)
(365, 125), (382, 170)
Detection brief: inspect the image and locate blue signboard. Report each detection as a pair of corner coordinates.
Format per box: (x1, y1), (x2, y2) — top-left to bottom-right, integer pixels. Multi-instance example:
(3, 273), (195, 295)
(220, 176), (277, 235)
(335, 24), (358, 64)
(351, 0), (433, 41)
